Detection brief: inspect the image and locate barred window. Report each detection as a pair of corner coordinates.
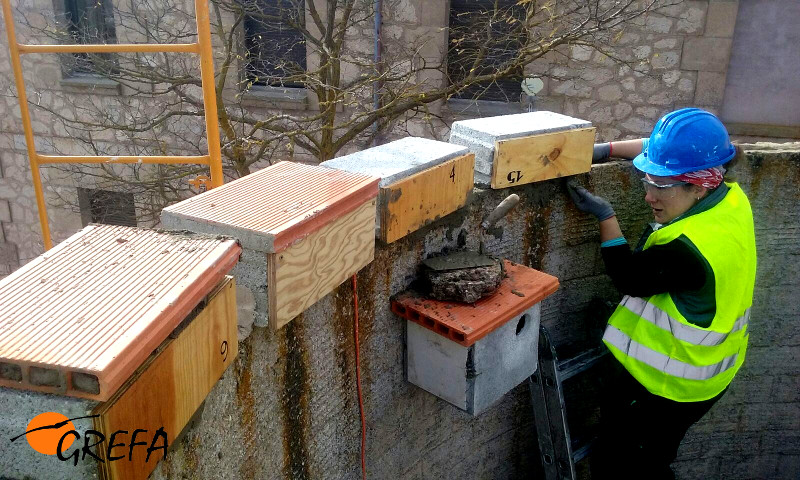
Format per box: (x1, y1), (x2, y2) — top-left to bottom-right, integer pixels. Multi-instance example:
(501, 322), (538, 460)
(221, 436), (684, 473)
(78, 188), (137, 227)
(448, 0), (525, 102)
(60, 0), (117, 76)
(243, 0), (306, 88)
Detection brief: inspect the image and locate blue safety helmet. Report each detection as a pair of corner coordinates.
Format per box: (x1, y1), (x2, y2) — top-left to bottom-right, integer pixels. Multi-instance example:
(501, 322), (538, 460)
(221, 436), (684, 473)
(633, 108), (736, 176)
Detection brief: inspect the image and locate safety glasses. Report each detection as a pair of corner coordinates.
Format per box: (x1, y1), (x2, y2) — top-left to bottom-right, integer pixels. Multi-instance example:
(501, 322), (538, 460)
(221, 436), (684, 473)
(640, 176), (689, 199)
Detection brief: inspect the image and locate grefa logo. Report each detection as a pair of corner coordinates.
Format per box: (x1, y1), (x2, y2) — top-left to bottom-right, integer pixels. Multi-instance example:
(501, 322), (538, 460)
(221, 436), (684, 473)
(11, 412), (168, 466)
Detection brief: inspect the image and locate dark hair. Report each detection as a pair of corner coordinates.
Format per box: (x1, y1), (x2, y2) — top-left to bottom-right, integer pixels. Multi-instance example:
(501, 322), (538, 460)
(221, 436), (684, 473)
(721, 144), (745, 182)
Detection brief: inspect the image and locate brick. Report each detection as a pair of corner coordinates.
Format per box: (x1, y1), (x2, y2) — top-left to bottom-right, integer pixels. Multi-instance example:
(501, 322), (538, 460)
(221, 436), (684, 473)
(681, 37), (733, 72)
(694, 71), (728, 106)
(705, 1), (739, 38)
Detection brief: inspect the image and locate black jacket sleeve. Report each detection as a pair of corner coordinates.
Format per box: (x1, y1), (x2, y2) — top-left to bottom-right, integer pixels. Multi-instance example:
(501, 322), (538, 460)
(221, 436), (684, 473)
(601, 235), (708, 297)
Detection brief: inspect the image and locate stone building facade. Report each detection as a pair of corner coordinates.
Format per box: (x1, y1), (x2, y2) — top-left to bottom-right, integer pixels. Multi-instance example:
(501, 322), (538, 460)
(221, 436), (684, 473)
(0, 0), (769, 273)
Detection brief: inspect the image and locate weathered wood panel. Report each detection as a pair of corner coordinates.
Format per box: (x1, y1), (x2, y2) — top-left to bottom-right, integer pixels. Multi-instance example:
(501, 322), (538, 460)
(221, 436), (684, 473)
(93, 277), (237, 480)
(491, 127), (595, 188)
(380, 153), (474, 244)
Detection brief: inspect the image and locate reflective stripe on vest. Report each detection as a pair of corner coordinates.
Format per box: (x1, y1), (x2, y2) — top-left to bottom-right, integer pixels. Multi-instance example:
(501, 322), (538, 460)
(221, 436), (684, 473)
(619, 296), (750, 346)
(604, 325), (739, 380)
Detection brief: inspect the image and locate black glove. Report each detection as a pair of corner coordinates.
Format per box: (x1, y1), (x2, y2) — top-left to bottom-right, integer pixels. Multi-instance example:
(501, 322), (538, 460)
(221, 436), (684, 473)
(566, 182), (615, 221)
(592, 142), (612, 162)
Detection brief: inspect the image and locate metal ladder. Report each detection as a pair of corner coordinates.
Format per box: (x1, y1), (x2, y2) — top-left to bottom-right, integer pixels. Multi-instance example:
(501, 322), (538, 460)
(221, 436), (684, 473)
(1, 0), (225, 250)
(528, 325), (608, 479)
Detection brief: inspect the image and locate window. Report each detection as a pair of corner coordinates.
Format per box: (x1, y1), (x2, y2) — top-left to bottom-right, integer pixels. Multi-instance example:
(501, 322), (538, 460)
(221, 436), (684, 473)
(60, 0), (117, 76)
(243, 0), (306, 88)
(78, 188), (137, 227)
(448, 0), (525, 102)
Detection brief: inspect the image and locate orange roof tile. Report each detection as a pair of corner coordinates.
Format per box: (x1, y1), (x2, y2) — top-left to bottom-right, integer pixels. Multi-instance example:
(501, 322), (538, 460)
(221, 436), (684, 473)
(392, 261), (559, 346)
(0, 224), (241, 401)
(162, 161), (379, 253)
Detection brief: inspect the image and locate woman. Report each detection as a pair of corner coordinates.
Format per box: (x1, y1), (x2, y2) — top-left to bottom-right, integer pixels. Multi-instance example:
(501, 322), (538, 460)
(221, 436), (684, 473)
(568, 108), (757, 479)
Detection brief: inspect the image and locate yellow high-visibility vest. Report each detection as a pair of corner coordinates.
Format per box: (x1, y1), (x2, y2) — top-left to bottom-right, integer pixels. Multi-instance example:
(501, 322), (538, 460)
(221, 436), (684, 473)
(603, 183), (757, 402)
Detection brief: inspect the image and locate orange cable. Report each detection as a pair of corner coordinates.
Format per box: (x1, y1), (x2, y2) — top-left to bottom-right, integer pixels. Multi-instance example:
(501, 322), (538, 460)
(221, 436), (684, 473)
(352, 274), (367, 480)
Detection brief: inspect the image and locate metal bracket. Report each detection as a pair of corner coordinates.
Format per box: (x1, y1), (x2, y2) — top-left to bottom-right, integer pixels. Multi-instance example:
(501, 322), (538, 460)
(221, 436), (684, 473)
(189, 175), (212, 192)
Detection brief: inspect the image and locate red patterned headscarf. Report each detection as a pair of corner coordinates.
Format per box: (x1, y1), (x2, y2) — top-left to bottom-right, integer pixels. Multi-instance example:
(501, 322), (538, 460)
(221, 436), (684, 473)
(672, 167), (725, 189)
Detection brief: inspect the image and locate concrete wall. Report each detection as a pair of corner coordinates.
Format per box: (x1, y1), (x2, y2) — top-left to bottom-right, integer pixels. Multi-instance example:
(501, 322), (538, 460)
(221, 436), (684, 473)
(142, 144), (799, 480)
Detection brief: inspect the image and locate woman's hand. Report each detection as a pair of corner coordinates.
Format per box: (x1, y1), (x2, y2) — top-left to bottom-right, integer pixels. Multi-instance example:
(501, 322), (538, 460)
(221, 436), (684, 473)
(566, 182), (616, 221)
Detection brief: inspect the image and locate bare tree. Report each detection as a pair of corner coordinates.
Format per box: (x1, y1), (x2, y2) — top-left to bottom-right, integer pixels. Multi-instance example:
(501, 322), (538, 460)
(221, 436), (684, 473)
(12, 0), (666, 224)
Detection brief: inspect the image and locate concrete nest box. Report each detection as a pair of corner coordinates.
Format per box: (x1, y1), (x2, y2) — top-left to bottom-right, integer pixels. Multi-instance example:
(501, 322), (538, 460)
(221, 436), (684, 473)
(392, 261), (559, 415)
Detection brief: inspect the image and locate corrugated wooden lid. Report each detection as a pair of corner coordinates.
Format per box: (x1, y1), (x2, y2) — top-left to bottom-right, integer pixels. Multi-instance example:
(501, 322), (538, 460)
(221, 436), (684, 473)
(391, 261), (559, 346)
(162, 161), (379, 253)
(0, 225), (241, 401)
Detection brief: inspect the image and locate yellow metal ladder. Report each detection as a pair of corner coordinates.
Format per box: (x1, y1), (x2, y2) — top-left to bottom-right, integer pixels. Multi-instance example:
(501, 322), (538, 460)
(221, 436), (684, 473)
(1, 0), (224, 250)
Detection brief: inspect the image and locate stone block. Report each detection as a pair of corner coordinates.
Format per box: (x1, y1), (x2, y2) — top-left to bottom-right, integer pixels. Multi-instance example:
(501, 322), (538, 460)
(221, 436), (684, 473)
(597, 84), (623, 102)
(236, 284), (256, 341)
(695, 71), (728, 106)
(681, 37), (733, 72)
(571, 45), (593, 61)
(0, 241), (19, 266)
(0, 199), (10, 223)
(651, 51), (680, 70)
(418, 1), (447, 27)
(705, 1), (739, 38)
(645, 14), (673, 34)
(654, 38), (680, 50)
(676, 4), (707, 34)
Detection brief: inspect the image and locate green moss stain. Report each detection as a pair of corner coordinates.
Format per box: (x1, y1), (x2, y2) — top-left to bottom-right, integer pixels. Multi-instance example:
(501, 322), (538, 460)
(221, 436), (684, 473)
(281, 317), (311, 480)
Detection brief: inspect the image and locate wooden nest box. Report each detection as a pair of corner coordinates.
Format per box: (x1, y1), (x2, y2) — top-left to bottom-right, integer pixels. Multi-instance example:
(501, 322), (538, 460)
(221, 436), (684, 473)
(161, 161), (379, 331)
(0, 225), (241, 480)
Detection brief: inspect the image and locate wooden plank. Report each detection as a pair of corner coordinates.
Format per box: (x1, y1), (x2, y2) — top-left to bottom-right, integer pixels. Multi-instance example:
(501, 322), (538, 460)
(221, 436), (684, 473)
(491, 127), (596, 189)
(380, 153), (474, 244)
(93, 276), (238, 480)
(268, 199), (376, 330)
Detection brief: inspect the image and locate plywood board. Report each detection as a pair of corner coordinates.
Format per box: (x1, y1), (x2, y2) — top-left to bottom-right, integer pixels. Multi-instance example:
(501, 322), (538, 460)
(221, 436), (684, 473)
(491, 127), (596, 189)
(92, 277), (238, 480)
(267, 199), (376, 330)
(380, 153), (474, 244)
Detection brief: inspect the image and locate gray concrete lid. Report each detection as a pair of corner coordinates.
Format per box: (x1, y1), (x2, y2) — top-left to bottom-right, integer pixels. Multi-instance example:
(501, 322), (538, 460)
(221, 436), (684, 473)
(450, 111), (592, 141)
(321, 137), (470, 187)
